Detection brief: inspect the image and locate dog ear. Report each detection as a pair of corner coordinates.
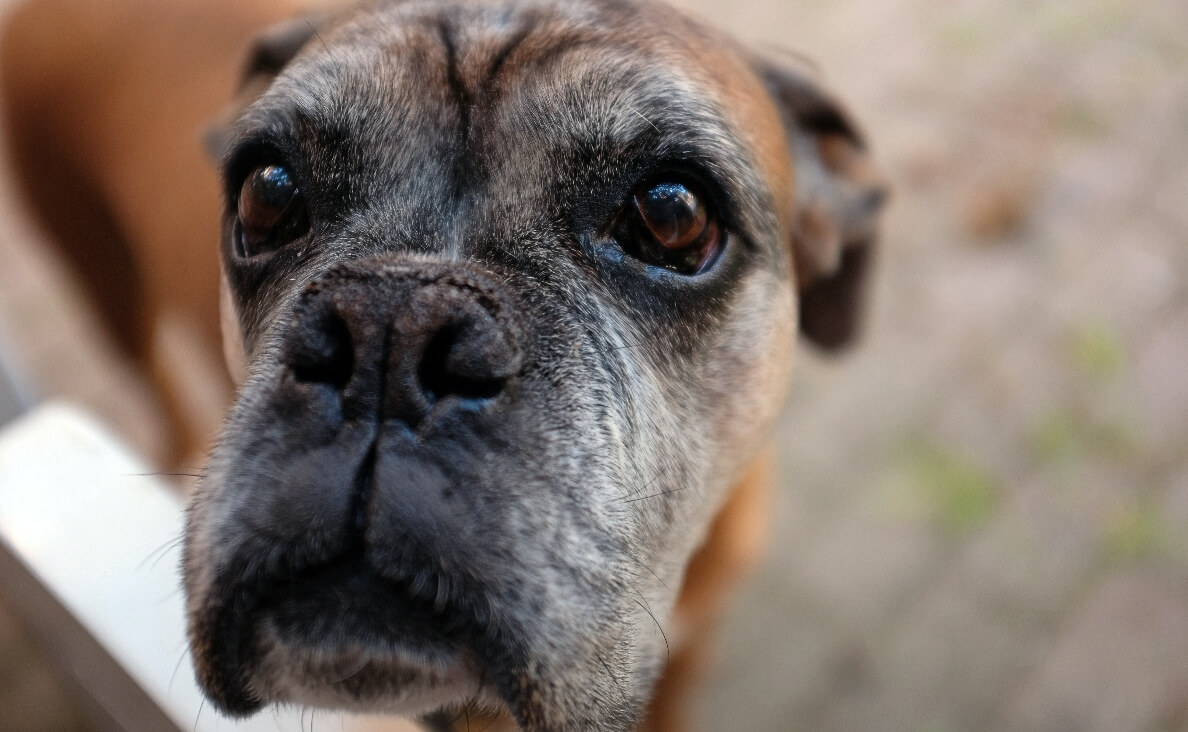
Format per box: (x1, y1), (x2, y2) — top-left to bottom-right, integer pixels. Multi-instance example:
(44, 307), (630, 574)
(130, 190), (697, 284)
(756, 56), (889, 351)
(204, 14), (326, 160)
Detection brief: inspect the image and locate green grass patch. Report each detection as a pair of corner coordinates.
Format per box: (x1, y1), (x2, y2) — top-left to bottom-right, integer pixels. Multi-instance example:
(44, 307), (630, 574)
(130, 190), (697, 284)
(1030, 408), (1143, 468)
(1031, 411), (1081, 465)
(1037, 0), (1134, 47)
(1067, 321), (1125, 382)
(1105, 501), (1172, 563)
(881, 440), (1000, 537)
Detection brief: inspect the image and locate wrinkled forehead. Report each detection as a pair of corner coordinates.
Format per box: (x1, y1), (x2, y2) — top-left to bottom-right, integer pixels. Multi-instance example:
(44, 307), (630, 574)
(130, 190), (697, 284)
(234, 0), (792, 231)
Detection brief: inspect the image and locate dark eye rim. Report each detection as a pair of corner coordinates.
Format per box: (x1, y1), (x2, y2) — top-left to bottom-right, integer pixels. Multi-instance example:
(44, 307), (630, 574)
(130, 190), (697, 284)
(610, 171), (729, 276)
(225, 146), (312, 259)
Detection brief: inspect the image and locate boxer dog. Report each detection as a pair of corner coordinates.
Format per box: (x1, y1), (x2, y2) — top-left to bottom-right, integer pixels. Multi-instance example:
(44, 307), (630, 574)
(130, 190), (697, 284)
(1, 0), (885, 729)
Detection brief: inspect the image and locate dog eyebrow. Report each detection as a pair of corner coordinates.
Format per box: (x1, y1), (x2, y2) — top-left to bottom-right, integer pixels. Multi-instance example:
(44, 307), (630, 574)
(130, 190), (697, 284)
(483, 16), (537, 88)
(601, 89), (755, 208)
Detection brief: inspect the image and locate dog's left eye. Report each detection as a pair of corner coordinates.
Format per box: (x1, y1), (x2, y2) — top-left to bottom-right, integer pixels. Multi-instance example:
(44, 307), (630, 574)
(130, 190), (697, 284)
(617, 181), (723, 274)
(235, 165), (310, 258)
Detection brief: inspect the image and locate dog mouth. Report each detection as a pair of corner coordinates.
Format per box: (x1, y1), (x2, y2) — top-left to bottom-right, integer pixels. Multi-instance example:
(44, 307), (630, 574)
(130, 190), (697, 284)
(187, 255), (644, 728)
(192, 547), (505, 720)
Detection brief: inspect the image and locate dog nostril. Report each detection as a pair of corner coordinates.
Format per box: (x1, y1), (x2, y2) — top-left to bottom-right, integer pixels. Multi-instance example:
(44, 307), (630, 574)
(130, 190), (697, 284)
(287, 305), (354, 390)
(417, 321), (515, 405)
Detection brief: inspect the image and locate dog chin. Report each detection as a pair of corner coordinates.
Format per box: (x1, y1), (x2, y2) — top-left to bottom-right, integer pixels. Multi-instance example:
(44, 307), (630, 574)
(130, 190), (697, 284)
(247, 622), (493, 719)
(206, 557), (508, 720)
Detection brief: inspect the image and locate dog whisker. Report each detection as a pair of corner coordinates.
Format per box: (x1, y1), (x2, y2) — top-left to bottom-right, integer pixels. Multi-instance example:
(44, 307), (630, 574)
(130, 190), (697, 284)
(192, 697), (206, 732)
(624, 103), (660, 134)
(625, 550), (669, 591)
(137, 533), (185, 571)
(604, 337), (652, 354)
(156, 585), (185, 605)
(622, 486), (686, 504)
(425, 697), (475, 732)
(168, 647), (189, 695)
(305, 20), (329, 55)
(475, 713), (500, 732)
(621, 469), (665, 501)
(327, 655), (370, 684)
(594, 650), (629, 708)
(632, 594), (670, 665)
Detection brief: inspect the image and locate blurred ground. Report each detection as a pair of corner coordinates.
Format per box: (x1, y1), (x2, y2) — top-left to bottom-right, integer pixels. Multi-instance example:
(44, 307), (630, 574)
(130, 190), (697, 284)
(1, 0), (1186, 730)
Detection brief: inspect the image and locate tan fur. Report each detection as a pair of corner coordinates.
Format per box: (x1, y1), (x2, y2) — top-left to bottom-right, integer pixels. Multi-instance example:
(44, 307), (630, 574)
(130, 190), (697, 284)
(1, 0), (783, 725)
(640, 453), (772, 731)
(1, 0), (332, 459)
(2, 0), (880, 728)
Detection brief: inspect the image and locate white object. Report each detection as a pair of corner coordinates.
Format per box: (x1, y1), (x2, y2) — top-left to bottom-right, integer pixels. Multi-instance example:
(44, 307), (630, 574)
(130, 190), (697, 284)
(0, 404), (419, 732)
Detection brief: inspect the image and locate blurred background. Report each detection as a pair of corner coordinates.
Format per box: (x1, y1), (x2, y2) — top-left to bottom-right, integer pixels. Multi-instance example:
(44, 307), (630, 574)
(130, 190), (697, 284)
(0, 0), (1186, 730)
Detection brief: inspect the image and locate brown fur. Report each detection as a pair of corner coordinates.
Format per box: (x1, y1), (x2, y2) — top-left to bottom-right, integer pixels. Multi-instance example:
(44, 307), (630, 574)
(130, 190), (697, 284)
(0, 0), (334, 459)
(1, 0), (884, 728)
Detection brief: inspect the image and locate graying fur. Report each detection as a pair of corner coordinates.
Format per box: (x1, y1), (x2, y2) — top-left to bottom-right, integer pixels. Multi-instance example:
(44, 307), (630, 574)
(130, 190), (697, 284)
(183, 1), (884, 729)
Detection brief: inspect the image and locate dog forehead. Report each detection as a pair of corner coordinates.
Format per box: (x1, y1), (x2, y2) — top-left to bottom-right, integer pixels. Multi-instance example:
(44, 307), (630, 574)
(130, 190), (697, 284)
(263, 0), (789, 189)
(235, 0), (797, 264)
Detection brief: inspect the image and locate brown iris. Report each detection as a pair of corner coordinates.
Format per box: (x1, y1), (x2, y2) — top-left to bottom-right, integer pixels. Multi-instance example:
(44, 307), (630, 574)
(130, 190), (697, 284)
(236, 165), (309, 258)
(626, 181), (723, 274)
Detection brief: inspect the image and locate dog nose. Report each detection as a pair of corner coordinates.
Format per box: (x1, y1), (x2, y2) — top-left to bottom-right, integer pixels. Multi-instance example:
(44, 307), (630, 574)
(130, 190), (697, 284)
(284, 263), (522, 426)
(383, 285), (521, 423)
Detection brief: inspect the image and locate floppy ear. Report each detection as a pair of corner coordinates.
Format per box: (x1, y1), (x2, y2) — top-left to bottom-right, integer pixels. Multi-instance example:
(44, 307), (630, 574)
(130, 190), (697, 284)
(204, 14), (326, 160)
(756, 57), (889, 351)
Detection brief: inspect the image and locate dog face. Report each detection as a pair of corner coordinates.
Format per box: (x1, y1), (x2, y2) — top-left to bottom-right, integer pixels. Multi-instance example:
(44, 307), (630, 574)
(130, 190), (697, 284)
(184, 0), (885, 729)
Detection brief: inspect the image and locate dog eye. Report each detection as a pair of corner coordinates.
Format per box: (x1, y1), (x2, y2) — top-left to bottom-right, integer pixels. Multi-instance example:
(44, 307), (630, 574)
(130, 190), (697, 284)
(236, 165), (310, 258)
(620, 181), (723, 274)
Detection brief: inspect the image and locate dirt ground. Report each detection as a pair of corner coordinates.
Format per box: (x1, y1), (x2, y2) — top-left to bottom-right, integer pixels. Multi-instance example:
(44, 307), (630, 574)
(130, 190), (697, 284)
(1, 0), (1186, 730)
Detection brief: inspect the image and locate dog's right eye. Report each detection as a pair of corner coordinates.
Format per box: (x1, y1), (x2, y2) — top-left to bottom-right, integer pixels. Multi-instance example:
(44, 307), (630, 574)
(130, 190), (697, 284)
(235, 165), (310, 258)
(614, 180), (724, 275)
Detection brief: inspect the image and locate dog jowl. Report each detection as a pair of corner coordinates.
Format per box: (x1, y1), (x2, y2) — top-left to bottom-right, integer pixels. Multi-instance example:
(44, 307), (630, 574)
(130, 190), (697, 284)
(182, 0), (886, 729)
